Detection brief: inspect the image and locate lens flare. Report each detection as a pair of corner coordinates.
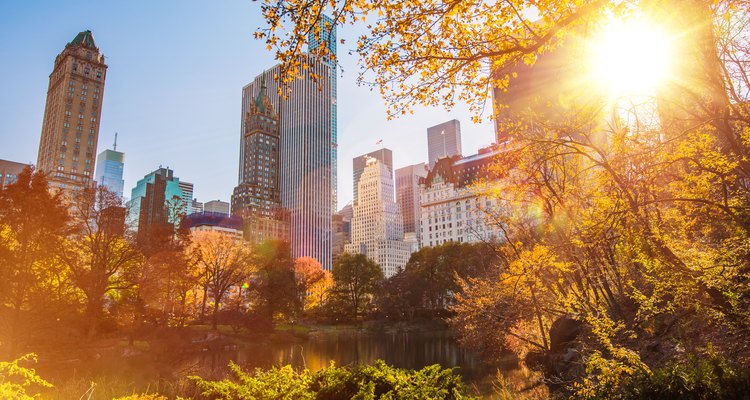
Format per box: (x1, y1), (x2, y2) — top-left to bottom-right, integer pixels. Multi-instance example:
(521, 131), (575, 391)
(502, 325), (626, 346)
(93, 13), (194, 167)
(590, 17), (673, 96)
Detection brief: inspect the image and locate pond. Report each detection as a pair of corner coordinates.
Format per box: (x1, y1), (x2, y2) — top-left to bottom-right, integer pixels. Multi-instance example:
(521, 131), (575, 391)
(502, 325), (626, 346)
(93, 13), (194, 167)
(40, 329), (530, 398)
(197, 330), (489, 380)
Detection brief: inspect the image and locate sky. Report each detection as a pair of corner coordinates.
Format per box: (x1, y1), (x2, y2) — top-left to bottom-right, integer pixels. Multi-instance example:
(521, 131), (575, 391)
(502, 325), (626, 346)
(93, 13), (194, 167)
(0, 1), (495, 208)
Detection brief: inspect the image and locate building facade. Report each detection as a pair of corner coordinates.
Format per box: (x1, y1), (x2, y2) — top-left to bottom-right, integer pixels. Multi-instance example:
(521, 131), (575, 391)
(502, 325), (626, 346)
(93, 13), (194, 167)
(178, 181), (194, 216)
(427, 119), (462, 168)
(345, 157), (413, 278)
(95, 148), (124, 198)
(308, 14), (338, 213)
(419, 149), (504, 248)
(204, 200), (230, 215)
(353, 148), (392, 205)
(191, 199), (204, 214)
(37, 30), (107, 192)
(331, 212), (351, 266)
(181, 211), (244, 242)
(241, 56), (334, 268)
(128, 167), (185, 235)
(0, 159), (30, 189)
(396, 162), (428, 244)
(233, 80), (289, 244)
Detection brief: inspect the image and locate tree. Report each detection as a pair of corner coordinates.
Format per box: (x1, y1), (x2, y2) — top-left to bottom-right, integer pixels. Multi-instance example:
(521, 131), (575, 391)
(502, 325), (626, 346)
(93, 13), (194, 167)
(256, 0), (750, 394)
(60, 186), (143, 336)
(248, 240), (300, 322)
(331, 253), (383, 319)
(293, 256), (332, 310)
(0, 167), (70, 352)
(188, 231), (253, 329)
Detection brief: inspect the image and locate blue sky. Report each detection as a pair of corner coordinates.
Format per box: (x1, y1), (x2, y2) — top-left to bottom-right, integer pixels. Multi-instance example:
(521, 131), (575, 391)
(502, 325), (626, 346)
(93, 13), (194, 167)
(0, 1), (495, 208)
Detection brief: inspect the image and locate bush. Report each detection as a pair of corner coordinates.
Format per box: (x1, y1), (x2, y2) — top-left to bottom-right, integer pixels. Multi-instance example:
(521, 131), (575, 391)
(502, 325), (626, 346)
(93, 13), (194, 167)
(0, 353), (52, 400)
(189, 360), (477, 399)
(582, 352), (750, 400)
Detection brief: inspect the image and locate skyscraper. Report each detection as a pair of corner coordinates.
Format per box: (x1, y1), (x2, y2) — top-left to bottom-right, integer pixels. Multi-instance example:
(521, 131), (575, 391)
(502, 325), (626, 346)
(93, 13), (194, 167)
(345, 157), (413, 278)
(233, 80), (289, 243)
(353, 148), (392, 205)
(37, 30), (107, 192)
(95, 135), (124, 198)
(308, 14), (338, 213)
(241, 55), (333, 268)
(396, 162), (428, 244)
(128, 167), (184, 236)
(427, 119), (462, 168)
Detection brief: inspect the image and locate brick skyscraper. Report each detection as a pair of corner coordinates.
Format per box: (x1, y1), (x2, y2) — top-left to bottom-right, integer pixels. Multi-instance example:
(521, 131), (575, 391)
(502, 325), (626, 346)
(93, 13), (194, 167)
(37, 30), (107, 191)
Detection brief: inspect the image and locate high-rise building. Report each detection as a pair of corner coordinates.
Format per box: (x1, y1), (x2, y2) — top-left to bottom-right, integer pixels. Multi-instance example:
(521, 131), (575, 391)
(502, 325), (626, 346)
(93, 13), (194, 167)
(178, 181), (194, 216)
(95, 139), (124, 198)
(353, 148), (392, 205)
(37, 30), (107, 192)
(128, 167), (185, 236)
(241, 57), (333, 267)
(396, 162), (428, 244)
(0, 159), (30, 190)
(420, 148), (505, 248)
(308, 14), (338, 213)
(345, 157), (413, 277)
(427, 120), (462, 168)
(233, 80), (289, 244)
(204, 200), (230, 216)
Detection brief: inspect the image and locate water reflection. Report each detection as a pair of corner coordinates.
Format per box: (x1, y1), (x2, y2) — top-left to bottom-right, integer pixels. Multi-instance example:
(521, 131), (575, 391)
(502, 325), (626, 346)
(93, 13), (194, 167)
(192, 331), (492, 384)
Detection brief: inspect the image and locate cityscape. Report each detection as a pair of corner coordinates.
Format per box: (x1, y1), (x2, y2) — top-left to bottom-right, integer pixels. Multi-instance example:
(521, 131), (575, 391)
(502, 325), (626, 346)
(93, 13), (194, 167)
(2, 1), (750, 399)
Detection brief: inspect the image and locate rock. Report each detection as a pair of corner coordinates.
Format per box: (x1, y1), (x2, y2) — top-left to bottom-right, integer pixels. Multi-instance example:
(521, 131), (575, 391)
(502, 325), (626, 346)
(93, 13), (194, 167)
(549, 315), (582, 352)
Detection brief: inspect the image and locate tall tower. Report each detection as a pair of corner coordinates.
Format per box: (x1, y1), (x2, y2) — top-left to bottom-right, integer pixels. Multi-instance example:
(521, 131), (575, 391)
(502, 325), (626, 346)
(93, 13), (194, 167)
(427, 119), (462, 168)
(345, 157), (413, 277)
(37, 30), (107, 191)
(308, 14), (338, 213)
(242, 59), (333, 268)
(232, 81), (289, 243)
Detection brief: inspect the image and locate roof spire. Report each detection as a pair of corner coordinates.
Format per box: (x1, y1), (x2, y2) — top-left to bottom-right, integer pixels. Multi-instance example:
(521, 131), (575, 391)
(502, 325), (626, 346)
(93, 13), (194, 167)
(255, 77), (270, 114)
(113, 132), (118, 151)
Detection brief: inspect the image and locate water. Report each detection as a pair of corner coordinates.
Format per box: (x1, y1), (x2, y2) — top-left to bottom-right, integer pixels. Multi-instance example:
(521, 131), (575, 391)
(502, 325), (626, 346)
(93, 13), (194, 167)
(193, 330), (493, 384)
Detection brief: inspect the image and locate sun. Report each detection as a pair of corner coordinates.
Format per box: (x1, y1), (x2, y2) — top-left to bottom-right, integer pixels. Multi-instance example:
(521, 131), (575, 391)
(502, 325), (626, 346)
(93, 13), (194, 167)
(589, 17), (673, 97)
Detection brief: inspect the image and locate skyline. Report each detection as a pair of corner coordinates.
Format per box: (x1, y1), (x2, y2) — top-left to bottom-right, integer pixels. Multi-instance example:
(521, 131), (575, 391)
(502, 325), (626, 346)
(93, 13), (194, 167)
(0, 1), (495, 208)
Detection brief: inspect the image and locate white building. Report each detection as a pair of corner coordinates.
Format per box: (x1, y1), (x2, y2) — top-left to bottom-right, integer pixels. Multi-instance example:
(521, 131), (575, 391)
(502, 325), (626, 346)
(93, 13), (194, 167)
(345, 156), (413, 278)
(420, 149), (505, 248)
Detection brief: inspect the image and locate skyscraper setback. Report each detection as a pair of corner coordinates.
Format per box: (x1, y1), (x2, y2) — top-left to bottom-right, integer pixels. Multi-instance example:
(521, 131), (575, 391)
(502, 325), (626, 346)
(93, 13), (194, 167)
(352, 148), (392, 205)
(37, 30), (107, 191)
(241, 55), (334, 269)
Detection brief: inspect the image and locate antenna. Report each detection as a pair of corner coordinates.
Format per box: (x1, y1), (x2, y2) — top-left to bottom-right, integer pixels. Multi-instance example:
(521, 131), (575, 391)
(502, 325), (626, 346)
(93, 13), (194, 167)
(113, 132), (118, 151)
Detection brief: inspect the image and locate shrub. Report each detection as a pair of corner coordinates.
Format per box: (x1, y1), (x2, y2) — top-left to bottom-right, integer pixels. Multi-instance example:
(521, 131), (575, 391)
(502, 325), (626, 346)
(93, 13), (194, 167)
(580, 352), (750, 400)
(189, 360), (477, 399)
(0, 353), (52, 400)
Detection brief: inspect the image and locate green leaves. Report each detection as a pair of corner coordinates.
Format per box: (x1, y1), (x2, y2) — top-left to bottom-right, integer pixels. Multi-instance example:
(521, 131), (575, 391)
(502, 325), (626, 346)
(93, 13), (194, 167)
(189, 360), (476, 400)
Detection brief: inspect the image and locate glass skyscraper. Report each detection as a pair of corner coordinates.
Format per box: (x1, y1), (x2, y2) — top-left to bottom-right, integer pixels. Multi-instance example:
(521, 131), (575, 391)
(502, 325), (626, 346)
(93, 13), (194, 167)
(308, 14), (337, 213)
(95, 148), (124, 198)
(127, 167), (185, 234)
